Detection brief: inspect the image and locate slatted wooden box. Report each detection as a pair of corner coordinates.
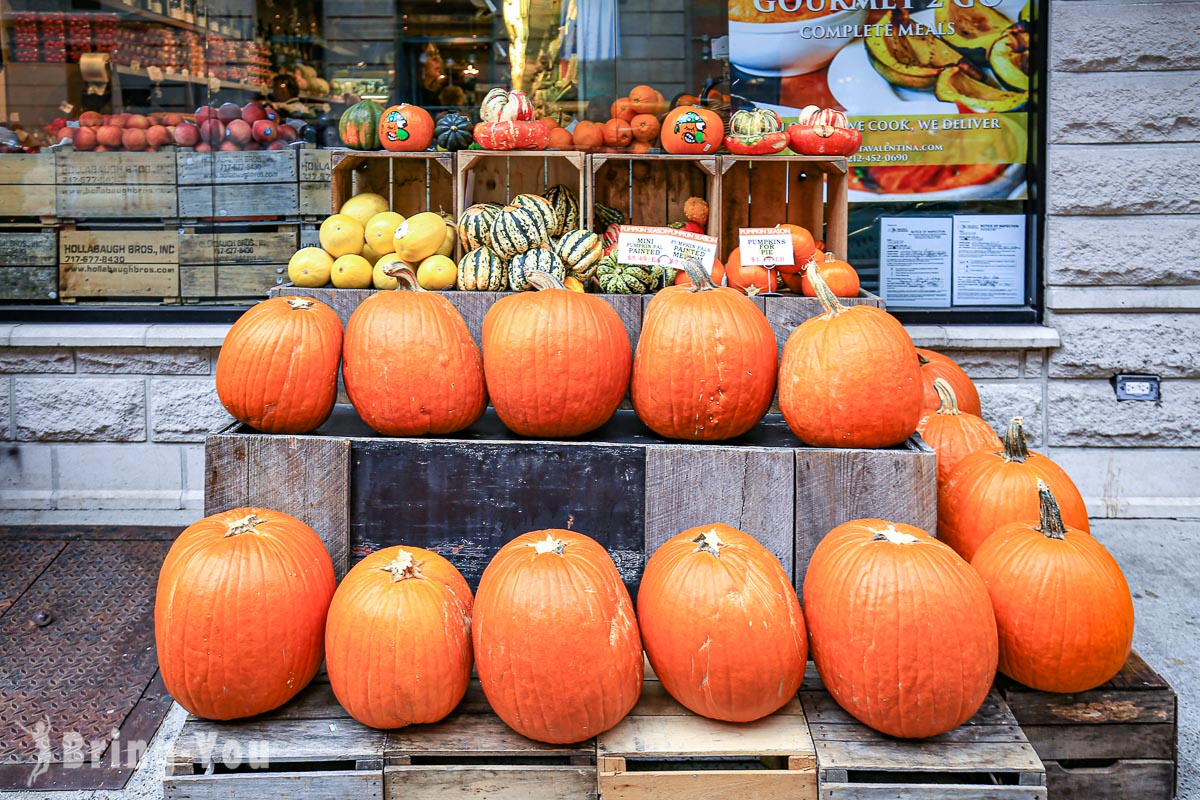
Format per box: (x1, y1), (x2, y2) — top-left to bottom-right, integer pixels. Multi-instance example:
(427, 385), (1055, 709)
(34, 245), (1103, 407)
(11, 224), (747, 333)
(588, 153), (720, 235)
(176, 148), (301, 220)
(0, 153), (57, 221)
(179, 222), (296, 302)
(52, 144), (178, 220)
(331, 150), (455, 219)
(457, 150), (587, 224)
(995, 652), (1177, 800)
(298, 147), (334, 218)
(57, 224), (180, 302)
(0, 226), (58, 301)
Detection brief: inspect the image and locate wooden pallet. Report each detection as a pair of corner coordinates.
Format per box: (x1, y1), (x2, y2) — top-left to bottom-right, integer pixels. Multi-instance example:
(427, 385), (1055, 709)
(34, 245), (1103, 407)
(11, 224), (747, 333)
(298, 148), (334, 218)
(597, 673), (817, 800)
(176, 148), (301, 220)
(995, 651), (1177, 800)
(57, 224), (180, 302)
(179, 222), (296, 302)
(800, 667), (1047, 799)
(52, 145), (178, 220)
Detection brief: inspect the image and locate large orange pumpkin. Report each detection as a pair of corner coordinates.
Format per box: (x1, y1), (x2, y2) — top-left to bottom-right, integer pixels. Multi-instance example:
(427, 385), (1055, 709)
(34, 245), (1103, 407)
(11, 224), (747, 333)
(155, 508), (336, 720)
(972, 481), (1134, 693)
(638, 523), (807, 722)
(482, 271), (631, 437)
(632, 260), (776, 440)
(661, 106), (724, 155)
(917, 348), (981, 415)
(939, 416), (1090, 562)
(804, 518), (998, 738)
(215, 296), (342, 434)
(379, 103), (434, 152)
(917, 377), (1002, 487)
(343, 266), (487, 436)
(325, 546), (474, 729)
(473, 529), (643, 743)
(778, 267), (923, 447)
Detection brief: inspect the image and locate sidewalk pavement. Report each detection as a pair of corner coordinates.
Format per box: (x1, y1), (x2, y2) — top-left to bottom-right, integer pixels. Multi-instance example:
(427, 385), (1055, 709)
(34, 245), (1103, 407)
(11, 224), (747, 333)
(2, 518), (1196, 800)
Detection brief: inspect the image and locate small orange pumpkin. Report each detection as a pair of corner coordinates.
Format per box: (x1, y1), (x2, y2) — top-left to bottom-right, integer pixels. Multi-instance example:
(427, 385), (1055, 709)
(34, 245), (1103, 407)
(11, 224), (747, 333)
(629, 114), (660, 143)
(723, 247), (780, 296)
(801, 252), (860, 297)
(917, 348), (982, 416)
(610, 97), (635, 122)
(629, 84), (665, 115)
(918, 378), (1002, 487)
(661, 106), (724, 155)
(774, 223), (816, 275)
(379, 103), (434, 152)
(602, 118), (633, 148)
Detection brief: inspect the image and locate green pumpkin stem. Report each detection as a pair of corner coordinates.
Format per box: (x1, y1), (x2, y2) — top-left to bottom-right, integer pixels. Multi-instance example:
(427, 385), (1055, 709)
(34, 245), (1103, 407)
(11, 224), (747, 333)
(933, 377), (962, 416)
(1036, 479), (1067, 540)
(1002, 416), (1029, 463)
(383, 264), (426, 292)
(691, 528), (726, 557)
(809, 263), (846, 316)
(681, 258), (718, 292)
(526, 270), (568, 291)
(224, 513), (264, 537)
(380, 549), (423, 581)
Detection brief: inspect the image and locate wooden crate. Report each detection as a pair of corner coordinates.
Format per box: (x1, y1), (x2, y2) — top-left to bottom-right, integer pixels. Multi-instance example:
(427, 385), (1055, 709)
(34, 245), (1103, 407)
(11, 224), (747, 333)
(801, 667), (1047, 799)
(0, 226), (58, 301)
(179, 223), (296, 302)
(52, 145), (178, 220)
(58, 225), (179, 301)
(457, 150), (586, 220)
(588, 153), (719, 235)
(205, 407), (935, 590)
(0, 153), (57, 220)
(995, 652), (1177, 800)
(331, 151), (455, 219)
(597, 672), (817, 800)
(717, 156), (848, 262)
(176, 148), (301, 220)
(298, 148), (334, 218)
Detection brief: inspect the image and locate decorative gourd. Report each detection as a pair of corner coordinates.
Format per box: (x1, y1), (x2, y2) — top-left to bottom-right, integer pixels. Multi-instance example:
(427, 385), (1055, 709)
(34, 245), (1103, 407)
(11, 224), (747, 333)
(155, 508), (336, 720)
(633, 260), (776, 440)
(804, 518), (998, 738)
(379, 103), (434, 152)
(917, 348), (982, 415)
(338, 100), (383, 150)
(801, 252), (860, 297)
(434, 111), (474, 151)
(724, 246), (781, 296)
(473, 529), (643, 744)
(511, 193), (557, 236)
(543, 184), (580, 235)
(778, 268), (923, 447)
(639, 523), (806, 722)
(602, 223), (622, 251)
(456, 246), (507, 291)
(508, 246), (565, 291)
(684, 197), (709, 226)
(596, 254), (660, 294)
(483, 271), (632, 437)
(661, 106), (724, 155)
(472, 120), (549, 151)
(553, 229), (603, 281)
(918, 378), (1002, 487)
(342, 266), (487, 436)
(215, 296), (342, 434)
(325, 546), (473, 729)
(393, 211), (448, 262)
(939, 417), (1090, 561)
(458, 203), (502, 251)
(971, 481), (1135, 693)
(593, 203), (626, 230)
(724, 107), (788, 155)
(787, 105), (862, 156)
(480, 88), (534, 123)
(490, 204), (548, 259)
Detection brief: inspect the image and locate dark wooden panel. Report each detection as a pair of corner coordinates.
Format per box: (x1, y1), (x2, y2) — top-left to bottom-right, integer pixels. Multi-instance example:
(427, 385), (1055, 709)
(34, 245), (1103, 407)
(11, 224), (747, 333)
(1020, 723), (1176, 762)
(1042, 759), (1174, 800)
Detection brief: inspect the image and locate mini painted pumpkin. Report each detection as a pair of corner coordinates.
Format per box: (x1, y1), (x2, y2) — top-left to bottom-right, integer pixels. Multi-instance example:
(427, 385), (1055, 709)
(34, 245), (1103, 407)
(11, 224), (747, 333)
(380, 104), (434, 152)
(661, 106), (724, 155)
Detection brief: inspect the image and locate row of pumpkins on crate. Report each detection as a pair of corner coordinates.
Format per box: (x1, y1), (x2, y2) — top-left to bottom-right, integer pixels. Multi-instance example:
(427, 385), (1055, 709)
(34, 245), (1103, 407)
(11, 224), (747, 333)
(288, 184), (861, 297)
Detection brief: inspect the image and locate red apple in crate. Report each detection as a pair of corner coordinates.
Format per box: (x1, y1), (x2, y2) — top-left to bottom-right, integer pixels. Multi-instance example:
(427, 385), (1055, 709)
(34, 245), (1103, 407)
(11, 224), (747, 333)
(194, 105), (218, 124)
(199, 118), (225, 145)
(266, 140), (286, 150)
(126, 114), (150, 130)
(262, 106), (279, 122)
(73, 127), (97, 150)
(217, 102), (242, 123)
(251, 119), (278, 143)
(122, 128), (148, 151)
(147, 125), (172, 148)
(241, 103), (267, 123)
(96, 125), (122, 148)
(173, 122), (200, 147)
(244, 141), (262, 151)
(79, 110), (103, 127)
(161, 113), (183, 126)
(94, 145), (111, 152)
(276, 124), (297, 142)
(194, 141), (212, 153)
(111, 113), (130, 128)
(219, 140), (240, 151)
(226, 118), (252, 145)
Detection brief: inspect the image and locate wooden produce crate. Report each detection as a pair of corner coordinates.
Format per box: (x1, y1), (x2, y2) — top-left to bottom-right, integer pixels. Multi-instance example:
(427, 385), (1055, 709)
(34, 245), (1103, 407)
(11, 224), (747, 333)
(53, 145), (178, 220)
(457, 150), (586, 218)
(0, 226), (58, 301)
(717, 156), (848, 262)
(588, 153), (719, 234)
(331, 150), (455, 219)
(205, 407), (936, 590)
(801, 667), (1047, 799)
(57, 224), (179, 302)
(176, 148), (301, 220)
(995, 652), (1177, 800)
(298, 147), (334, 218)
(0, 153), (57, 221)
(179, 223), (296, 302)
(598, 672), (817, 800)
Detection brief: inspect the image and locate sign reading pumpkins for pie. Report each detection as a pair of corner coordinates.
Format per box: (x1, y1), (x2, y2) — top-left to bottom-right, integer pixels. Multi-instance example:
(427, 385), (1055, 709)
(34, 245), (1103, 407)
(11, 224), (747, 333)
(739, 228), (795, 267)
(617, 226), (718, 273)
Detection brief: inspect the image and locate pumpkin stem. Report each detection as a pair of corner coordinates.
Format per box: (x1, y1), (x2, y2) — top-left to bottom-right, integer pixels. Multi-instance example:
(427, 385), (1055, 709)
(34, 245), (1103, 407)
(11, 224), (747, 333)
(384, 264), (426, 292)
(681, 259), (718, 292)
(224, 513), (265, 537)
(285, 297), (316, 310)
(1002, 417), (1030, 463)
(1036, 479), (1068, 540)
(871, 523), (920, 545)
(380, 549), (424, 581)
(531, 533), (566, 556)
(691, 528), (727, 557)
(917, 353), (931, 366)
(526, 270), (568, 291)
(808, 264), (846, 317)
(933, 377), (962, 416)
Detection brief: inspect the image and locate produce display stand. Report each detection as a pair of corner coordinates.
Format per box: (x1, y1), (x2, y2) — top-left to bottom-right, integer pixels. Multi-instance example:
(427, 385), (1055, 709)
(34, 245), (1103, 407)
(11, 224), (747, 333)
(53, 145), (179, 221)
(587, 153), (720, 234)
(456, 150), (588, 223)
(330, 150), (455, 220)
(175, 148), (301, 221)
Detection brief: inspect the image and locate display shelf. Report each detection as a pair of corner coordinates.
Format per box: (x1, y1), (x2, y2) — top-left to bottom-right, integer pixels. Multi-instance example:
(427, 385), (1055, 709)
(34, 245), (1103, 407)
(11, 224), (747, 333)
(115, 65), (265, 95)
(97, 0), (212, 36)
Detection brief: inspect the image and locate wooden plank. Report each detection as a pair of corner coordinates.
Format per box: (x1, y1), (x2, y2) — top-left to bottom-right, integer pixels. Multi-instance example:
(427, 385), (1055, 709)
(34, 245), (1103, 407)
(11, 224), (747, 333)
(445, 290), (507, 348)
(172, 718), (384, 763)
(179, 230), (298, 265)
(590, 158), (630, 229)
(180, 264), (282, 299)
(764, 293), (885, 355)
(631, 679), (803, 717)
(822, 784), (1045, 800)
(0, 152), (55, 183)
(604, 293), (643, 354)
(249, 682), (351, 721)
(300, 182), (333, 217)
(719, 159), (751, 261)
(58, 228), (179, 298)
(793, 440), (937, 589)
(57, 184), (178, 219)
(825, 168), (849, 257)
(813, 738), (1043, 774)
(809, 722), (1026, 744)
(644, 445), (794, 577)
(275, 286), (373, 329)
(0, 266), (57, 300)
(204, 434), (250, 516)
(1019, 723), (1176, 762)
(176, 150), (299, 184)
(1042, 759), (1174, 800)
(1, 184), (57, 217)
(387, 714), (591, 758)
(178, 183), (300, 219)
(384, 765), (595, 800)
(0, 229), (57, 265)
(748, 160), (789, 230)
(54, 149), (176, 185)
(299, 149), (333, 184)
(599, 712), (815, 759)
(999, 685), (1176, 727)
(800, 689), (1018, 728)
(600, 768), (816, 800)
(164, 771), (383, 800)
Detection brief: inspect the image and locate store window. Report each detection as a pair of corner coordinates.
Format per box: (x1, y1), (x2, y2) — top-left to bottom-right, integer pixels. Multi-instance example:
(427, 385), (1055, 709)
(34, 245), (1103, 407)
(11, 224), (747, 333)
(0, 0), (1040, 322)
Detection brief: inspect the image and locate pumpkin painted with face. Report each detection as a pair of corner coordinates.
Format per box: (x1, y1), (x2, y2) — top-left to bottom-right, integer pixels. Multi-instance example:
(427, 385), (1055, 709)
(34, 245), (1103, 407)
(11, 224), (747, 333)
(661, 106), (724, 155)
(379, 104), (434, 152)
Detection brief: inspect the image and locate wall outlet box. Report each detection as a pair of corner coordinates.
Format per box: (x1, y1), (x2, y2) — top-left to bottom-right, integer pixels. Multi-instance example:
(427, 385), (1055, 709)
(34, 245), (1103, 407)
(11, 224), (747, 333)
(1114, 374), (1160, 402)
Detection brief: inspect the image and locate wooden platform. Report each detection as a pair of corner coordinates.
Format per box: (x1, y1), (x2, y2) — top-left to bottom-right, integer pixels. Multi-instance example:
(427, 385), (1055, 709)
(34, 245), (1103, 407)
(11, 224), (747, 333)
(800, 667), (1047, 800)
(995, 651), (1177, 800)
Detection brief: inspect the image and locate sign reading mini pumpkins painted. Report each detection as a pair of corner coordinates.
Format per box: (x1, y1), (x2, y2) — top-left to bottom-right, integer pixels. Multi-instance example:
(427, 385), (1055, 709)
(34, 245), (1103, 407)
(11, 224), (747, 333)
(617, 225), (718, 272)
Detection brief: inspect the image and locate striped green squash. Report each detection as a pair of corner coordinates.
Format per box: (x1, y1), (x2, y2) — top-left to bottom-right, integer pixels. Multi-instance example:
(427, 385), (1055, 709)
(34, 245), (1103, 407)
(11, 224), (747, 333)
(458, 203), (502, 252)
(489, 204), (548, 259)
(457, 246), (507, 292)
(596, 254), (660, 294)
(509, 246), (565, 291)
(543, 185), (580, 236)
(511, 194), (557, 237)
(593, 203), (626, 231)
(553, 229), (603, 281)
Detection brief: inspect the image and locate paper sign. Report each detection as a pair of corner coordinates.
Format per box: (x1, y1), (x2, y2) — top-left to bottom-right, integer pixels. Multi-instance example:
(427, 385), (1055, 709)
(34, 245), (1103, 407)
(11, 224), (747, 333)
(952, 215), (1026, 306)
(617, 225), (718, 272)
(208, 76), (222, 93)
(146, 66), (164, 82)
(739, 227), (794, 267)
(880, 217), (952, 307)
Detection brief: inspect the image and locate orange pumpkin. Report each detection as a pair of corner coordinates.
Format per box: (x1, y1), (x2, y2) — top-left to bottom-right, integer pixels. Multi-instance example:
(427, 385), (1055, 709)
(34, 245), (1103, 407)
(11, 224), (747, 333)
(801, 252), (859, 297)
(638, 523), (806, 722)
(473, 530), (643, 743)
(155, 508), (336, 720)
(547, 127), (574, 150)
(610, 97), (635, 122)
(629, 113), (660, 143)
(379, 103), (434, 152)
(723, 246), (781, 296)
(972, 481), (1135, 693)
(572, 120), (603, 152)
(602, 118), (633, 148)
(917, 348), (982, 415)
(674, 93), (700, 108)
(629, 84), (665, 115)
(774, 223), (817, 275)
(661, 106), (724, 155)
(627, 140), (652, 154)
(673, 256), (724, 285)
(917, 378), (1002, 487)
